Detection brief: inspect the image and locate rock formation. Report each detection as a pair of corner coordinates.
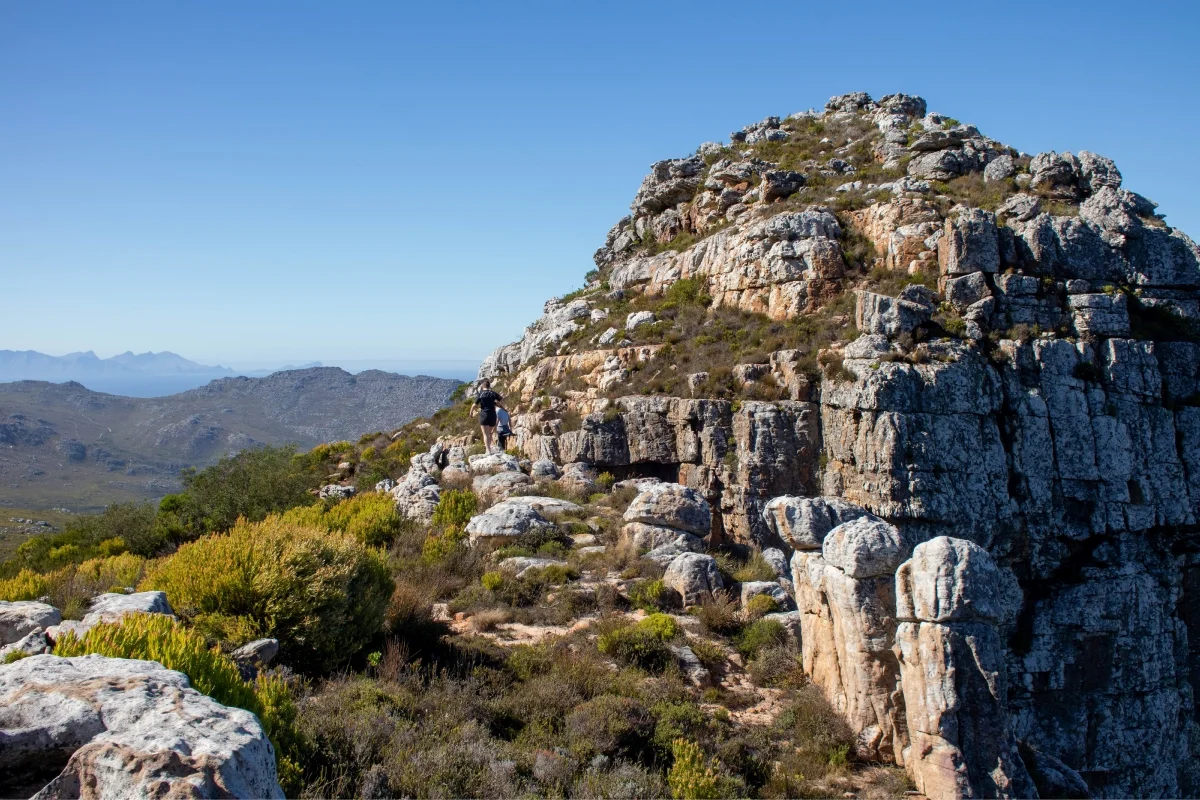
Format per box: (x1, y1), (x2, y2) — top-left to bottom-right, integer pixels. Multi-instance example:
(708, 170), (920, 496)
(470, 91), (1200, 797)
(0, 654), (282, 798)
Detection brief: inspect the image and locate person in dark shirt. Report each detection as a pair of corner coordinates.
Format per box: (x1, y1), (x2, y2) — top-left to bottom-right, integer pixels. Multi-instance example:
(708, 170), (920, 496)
(469, 379), (507, 454)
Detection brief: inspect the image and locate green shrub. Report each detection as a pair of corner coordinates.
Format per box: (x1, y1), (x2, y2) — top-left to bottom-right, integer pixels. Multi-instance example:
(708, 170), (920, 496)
(164, 445), (319, 538)
(281, 492), (408, 547)
(735, 619), (787, 660)
(596, 471), (617, 491)
(629, 578), (673, 612)
(597, 614), (679, 672)
(9, 502), (160, 572)
(431, 489), (478, 532)
(669, 738), (733, 799)
(0, 568), (49, 601)
(140, 515), (393, 673)
(744, 594), (779, 619)
(481, 571), (505, 591)
(731, 551), (778, 583)
(54, 613), (302, 792)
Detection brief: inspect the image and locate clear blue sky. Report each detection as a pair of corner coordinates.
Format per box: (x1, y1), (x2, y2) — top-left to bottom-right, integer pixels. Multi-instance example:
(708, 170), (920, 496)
(2, 1), (1197, 368)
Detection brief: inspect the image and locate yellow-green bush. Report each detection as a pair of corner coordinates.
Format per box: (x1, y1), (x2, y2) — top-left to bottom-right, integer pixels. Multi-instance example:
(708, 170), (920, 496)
(668, 738), (731, 799)
(597, 613), (679, 672)
(431, 489), (477, 532)
(280, 492), (406, 547)
(0, 568), (49, 601)
(140, 516), (393, 673)
(55, 613), (302, 792)
(744, 593), (780, 619)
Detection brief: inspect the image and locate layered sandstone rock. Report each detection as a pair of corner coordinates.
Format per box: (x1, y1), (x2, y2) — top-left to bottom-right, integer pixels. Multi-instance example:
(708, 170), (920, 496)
(472, 91), (1200, 798)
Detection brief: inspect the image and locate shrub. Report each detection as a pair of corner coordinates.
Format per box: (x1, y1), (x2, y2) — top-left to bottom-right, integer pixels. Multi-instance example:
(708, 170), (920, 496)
(140, 516), (393, 672)
(629, 578), (673, 612)
(731, 551), (777, 583)
(744, 594), (780, 619)
(431, 489), (478, 532)
(748, 646), (805, 688)
(10, 502), (158, 572)
(565, 694), (655, 760)
(54, 613), (302, 792)
(735, 619), (787, 660)
(596, 471), (617, 491)
(0, 568), (49, 601)
(597, 614), (678, 672)
(164, 445), (319, 537)
(669, 738), (732, 799)
(481, 571), (505, 591)
(694, 592), (742, 636)
(281, 492), (408, 547)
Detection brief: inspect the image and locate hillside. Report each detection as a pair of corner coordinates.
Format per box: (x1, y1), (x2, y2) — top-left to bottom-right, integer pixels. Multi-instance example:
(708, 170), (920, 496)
(5, 91), (1200, 800)
(0, 367), (460, 510)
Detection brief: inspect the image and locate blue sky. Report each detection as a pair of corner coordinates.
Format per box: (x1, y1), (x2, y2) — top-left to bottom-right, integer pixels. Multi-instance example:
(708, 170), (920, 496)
(1, 1), (1197, 370)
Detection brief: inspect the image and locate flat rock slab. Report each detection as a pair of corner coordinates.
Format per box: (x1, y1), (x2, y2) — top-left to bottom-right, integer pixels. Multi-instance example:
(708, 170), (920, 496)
(0, 654), (282, 799)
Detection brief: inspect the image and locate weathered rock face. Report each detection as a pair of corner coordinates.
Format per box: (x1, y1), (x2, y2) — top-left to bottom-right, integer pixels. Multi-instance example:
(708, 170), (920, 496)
(0, 601), (61, 645)
(895, 538), (1034, 800)
(476, 91), (1200, 798)
(0, 654), (283, 799)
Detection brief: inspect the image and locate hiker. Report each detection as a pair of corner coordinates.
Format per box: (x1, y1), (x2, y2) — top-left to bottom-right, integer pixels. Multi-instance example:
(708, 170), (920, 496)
(495, 405), (513, 452)
(469, 379), (507, 454)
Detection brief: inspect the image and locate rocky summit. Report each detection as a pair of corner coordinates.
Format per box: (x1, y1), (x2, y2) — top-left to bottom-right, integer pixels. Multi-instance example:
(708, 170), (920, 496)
(470, 92), (1200, 797)
(4, 90), (1200, 800)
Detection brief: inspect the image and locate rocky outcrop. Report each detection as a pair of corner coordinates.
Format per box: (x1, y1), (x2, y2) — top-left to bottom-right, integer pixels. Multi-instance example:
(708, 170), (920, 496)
(0, 654), (282, 798)
(895, 538), (1034, 800)
(48, 591), (175, 641)
(474, 90), (1200, 798)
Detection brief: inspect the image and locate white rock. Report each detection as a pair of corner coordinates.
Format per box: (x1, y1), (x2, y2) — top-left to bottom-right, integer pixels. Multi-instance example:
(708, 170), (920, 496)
(493, 495), (582, 516)
(466, 503), (555, 546)
(499, 557), (569, 579)
(625, 310), (657, 330)
(0, 601), (61, 646)
(622, 483), (712, 536)
(663, 552), (723, 607)
(468, 452), (521, 475)
(0, 654), (283, 798)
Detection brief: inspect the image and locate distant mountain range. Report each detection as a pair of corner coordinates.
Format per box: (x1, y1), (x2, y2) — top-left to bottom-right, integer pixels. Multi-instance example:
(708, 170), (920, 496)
(0, 350), (323, 397)
(0, 367), (461, 511)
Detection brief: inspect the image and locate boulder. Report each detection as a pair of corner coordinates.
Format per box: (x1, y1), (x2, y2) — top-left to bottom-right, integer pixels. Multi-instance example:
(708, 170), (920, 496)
(494, 495), (582, 516)
(938, 208), (1000, 275)
(762, 496), (869, 550)
(983, 154), (1015, 183)
(231, 638), (279, 667)
(0, 601), (61, 646)
(663, 553), (723, 607)
(621, 522), (695, 550)
(622, 483), (712, 536)
(0, 628), (50, 660)
(473, 470), (534, 502)
(531, 459), (561, 479)
(559, 462), (600, 494)
(944, 271), (991, 312)
(466, 502), (554, 546)
(49, 591), (176, 641)
(0, 654), (283, 798)
(761, 547), (789, 578)
(855, 290), (932, 336)
(468, 452), (521, 475)
(318, 484), (355, 500)
(894, 536), (1021, 625)
(644, 534), (705, 566)
(626, 310), (656, 331)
